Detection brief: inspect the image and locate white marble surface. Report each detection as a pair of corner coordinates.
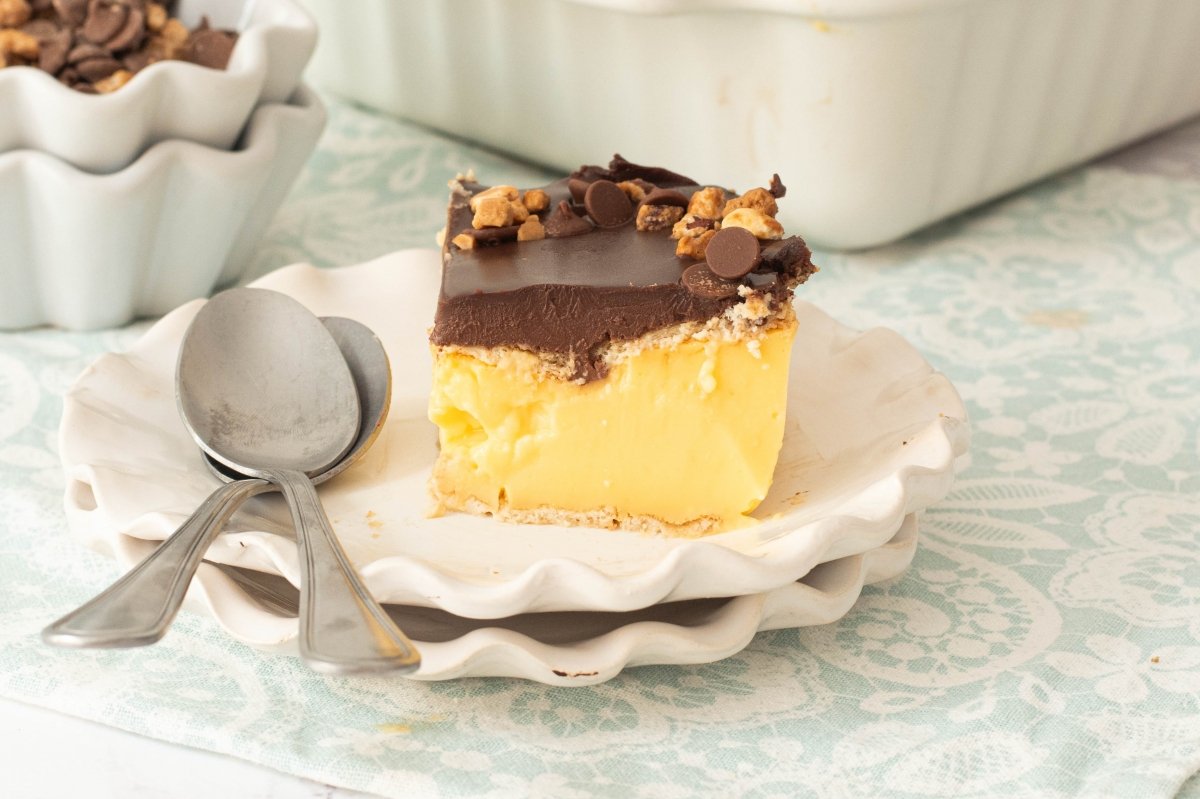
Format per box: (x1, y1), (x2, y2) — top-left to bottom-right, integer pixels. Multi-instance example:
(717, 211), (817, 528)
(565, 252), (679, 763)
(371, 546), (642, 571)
(0, 698), (374, 799)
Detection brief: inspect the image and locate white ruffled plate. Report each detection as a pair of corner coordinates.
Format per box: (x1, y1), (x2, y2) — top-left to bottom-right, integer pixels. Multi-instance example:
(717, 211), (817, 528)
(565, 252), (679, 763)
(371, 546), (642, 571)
(167, 515), (920, 684)
(59, 251), (967, 618)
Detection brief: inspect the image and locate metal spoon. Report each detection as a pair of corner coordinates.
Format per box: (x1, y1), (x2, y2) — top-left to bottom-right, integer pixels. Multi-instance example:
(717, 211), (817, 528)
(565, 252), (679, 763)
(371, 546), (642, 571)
(174, 288), (418, 674)
(43, 317), (408, 670)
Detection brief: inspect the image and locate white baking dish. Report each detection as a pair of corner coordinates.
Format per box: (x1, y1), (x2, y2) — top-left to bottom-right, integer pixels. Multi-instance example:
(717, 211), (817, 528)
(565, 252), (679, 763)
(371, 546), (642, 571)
(304, 0), (1200, 249)
(0, 0), (316, 173)
(0, 85), (325, 331)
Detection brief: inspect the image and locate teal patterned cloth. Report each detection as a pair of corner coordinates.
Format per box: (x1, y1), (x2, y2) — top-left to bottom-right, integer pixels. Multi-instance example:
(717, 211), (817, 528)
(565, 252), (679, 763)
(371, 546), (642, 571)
(1, 95), (1199, 798)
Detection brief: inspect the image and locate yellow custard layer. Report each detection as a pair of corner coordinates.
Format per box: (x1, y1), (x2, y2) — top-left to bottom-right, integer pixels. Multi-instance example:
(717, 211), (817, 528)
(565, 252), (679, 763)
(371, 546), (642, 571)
(428, 320), (795, 534)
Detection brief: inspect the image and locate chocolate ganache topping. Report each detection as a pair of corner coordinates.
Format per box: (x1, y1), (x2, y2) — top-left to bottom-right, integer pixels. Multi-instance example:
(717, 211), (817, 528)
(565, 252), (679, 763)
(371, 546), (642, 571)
(430, 155), (818, 382)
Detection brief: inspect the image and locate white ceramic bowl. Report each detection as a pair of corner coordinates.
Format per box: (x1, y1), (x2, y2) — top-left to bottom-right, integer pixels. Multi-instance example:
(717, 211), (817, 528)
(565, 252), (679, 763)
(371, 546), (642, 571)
(0, 85), (326, 330)
(305, 0), (1200, 249)
(0, 0), (316, 173)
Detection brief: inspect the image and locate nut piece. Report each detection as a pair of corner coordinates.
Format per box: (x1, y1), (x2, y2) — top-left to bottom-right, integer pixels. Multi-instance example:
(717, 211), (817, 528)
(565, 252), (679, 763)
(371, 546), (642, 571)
(687, 186), (725, 219)
(617, 180), (647, 204)
(451, 231), (475, 250)
(142, 17), (188, 61)
(0, 28), (38, 66)
(636, 203), (684, 232)
(675, 227), (717, 260)
(93, 68), (132, 93)
(509, 200), (529, 224)
(721, 207), (784, 240)
(145, 2), (167, 32)
(469, 185), (519, 212)
(522, 188), (549, 212)
(472, 196), (515, 229)
(0, 0), (30, 28)
(517, 216), (545, 241)
(722, 187), (778, 218)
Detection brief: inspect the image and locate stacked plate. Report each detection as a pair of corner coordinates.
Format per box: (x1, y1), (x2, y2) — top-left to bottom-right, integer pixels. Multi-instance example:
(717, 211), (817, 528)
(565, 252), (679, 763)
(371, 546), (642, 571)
(0, 0), (323, 330)
(59, 250), (970, 685)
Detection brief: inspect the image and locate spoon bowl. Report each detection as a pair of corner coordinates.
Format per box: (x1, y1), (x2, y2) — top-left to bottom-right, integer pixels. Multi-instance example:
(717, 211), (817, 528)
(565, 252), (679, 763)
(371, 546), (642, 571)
(177, 288), (361, 477)
(203, 317), (391, 488)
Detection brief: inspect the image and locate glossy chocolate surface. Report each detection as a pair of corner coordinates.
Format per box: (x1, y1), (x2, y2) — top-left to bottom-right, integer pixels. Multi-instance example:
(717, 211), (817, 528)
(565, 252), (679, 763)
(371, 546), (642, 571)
(431, 157), (816, 381)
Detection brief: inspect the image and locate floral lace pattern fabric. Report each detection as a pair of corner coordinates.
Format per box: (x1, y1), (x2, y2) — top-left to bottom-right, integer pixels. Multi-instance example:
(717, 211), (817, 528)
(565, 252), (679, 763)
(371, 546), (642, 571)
(0, 97), (1198, 798)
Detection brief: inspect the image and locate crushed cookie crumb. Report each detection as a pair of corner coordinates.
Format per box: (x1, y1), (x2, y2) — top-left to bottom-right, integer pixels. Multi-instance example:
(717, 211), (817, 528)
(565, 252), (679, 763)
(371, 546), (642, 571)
(636, 204), (684, 232)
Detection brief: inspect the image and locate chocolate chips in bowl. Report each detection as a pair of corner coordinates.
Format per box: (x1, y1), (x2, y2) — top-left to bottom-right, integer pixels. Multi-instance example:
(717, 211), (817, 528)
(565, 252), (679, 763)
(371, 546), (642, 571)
(0, 0), (237, 93)
(0, 0), (321, 329)
(0, 0), (314, 171)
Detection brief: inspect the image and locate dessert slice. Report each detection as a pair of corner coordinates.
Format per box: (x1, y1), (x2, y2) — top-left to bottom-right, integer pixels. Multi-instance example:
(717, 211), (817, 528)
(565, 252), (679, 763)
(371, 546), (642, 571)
(428, 156), (818, 536)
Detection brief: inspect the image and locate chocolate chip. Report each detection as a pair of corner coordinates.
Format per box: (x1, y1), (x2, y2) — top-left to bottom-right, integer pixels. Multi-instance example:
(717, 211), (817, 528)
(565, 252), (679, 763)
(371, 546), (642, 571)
(73, 55), (120, 81)
(21, 20), (61, 39)
(53, 0), (89, 27)
(183, 25), (237, 70)
(681, 263), (740, 299)
(38, 30), (72, 75)
(686, 216), (716, 231)
(583, 179), (633, 228)
(640, 188), (689, 209)
(544, 200), (593, 238)
(68, 42), (121, 81)
(81, 1), (128, 46)
(122, 48), (153, 73)
(567, 178), (591, 204)
(22, 20), (73, 75)
(705, 226), (761, 279)
(105, 7), (146, 53)
(768, 173), (786, 199)
(67, 41), (108, 61)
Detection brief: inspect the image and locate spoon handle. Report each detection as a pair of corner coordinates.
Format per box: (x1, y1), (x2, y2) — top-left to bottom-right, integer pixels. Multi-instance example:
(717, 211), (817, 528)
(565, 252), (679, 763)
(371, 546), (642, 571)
(43, 479), (272, 648)
(268, 469), (421, 675)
